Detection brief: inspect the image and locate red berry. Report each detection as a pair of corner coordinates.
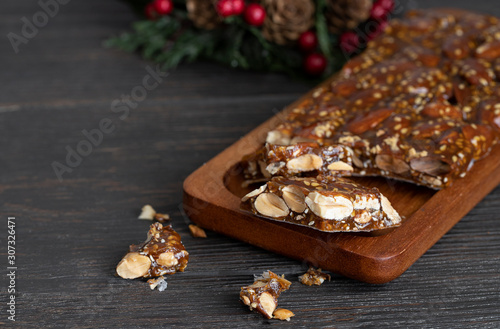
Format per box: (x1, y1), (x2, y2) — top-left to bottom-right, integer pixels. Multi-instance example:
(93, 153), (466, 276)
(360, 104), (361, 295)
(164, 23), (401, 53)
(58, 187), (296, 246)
(232, 0), (245, 15)
(370, 2), (387, 21)
(153, 0), (173, 15)
(367, 19), (389, 40)
(377, 0), (394, 12)
(244, 4), (266, 26)
(298, 31), (318, 52)
(217, 0), (234, 17)
(340, 31), (360, 54)
(304, 53), (327, 76)
(145, 3), (158, 20)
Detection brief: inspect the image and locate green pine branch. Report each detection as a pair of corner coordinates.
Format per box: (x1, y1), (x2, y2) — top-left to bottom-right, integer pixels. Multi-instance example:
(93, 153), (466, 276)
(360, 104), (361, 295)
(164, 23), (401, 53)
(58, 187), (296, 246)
(106, 0), (351, 80)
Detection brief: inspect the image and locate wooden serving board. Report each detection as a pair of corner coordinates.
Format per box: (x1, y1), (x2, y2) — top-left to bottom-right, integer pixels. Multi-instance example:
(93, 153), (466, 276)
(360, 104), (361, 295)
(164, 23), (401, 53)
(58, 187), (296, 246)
(182, 75), (500, 284)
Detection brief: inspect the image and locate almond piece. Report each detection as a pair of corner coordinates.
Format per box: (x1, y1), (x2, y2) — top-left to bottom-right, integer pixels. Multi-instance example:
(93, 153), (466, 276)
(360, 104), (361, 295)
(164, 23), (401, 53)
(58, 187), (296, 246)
(475, 40), (500, 60)
(290, 136), (318, 144)
(354, 210), (372, 224)
(421, 175), (443, 187)
(116, 252), (151, 279)
(138, 204), (156, 220)
(157, 251), (178, 267)
(286, 154), (323, 172)
(410, 157), (451, 176)
(266, 130), (291, 145)
(375, 155), (410, 174)
(443, 35), (471, 60)
(241, 184), (266, 202)
(305, 192), (353, 220)
(347, 147), (364, 168)
(353, 195), (380, 210)
(254, 193), (289, 218)
(241, 296), (251, 306)
(259, 292), (277, 318)
(331, 78), (357, 97)
(348, 108), (393, 134)
(452, 80), (471, 106)
(188, 224), (207, 238)
(266, 161), (286, 175)
(381, 195), (401, 224)
(327, 161), (354, 172)
(273, 308), (295, 321)
(421, 102), (462, 120)
(282, 185), (307, 213)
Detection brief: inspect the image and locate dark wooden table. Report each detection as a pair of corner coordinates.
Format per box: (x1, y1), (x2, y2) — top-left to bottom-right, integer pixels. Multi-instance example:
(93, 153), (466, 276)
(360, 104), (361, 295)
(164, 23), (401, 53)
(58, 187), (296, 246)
(1, 0), (499, 328)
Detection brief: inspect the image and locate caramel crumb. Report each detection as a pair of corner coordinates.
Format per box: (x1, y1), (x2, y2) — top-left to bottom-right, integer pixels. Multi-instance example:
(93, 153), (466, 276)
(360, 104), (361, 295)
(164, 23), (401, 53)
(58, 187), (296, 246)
(299, 267), (331, 286)
(147, 276), (168, 291)
(154, 213), (170, 223)
(189, 224), (207, 238)
(138, 204), (156, 220)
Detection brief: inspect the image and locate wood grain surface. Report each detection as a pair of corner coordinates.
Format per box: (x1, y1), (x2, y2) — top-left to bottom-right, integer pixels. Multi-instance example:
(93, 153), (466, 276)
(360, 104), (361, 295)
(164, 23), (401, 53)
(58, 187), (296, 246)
(0, 0), (499, 328)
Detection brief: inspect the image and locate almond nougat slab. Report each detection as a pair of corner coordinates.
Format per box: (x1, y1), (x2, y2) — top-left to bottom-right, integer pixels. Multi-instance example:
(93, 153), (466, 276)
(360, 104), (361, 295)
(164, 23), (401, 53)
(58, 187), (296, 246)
(241, 176), (401, 232)
(249, 10), (500, 189)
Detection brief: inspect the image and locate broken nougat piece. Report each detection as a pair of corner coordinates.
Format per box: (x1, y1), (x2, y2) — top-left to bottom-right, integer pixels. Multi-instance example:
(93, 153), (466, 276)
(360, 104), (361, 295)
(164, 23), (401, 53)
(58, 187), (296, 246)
(116, 222), (189, 279)
(240, 271), (291, 319)
(299, 267), (331, 286)
(242, 142), (358, 180)
(241, 176), (401, 232)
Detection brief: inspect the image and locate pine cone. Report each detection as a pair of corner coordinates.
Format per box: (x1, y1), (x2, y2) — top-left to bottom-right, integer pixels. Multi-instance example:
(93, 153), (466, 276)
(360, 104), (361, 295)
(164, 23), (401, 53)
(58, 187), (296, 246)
(327, 0), (373, 33)
(186, 0), (221, 30)
(261, 0), (315, 45)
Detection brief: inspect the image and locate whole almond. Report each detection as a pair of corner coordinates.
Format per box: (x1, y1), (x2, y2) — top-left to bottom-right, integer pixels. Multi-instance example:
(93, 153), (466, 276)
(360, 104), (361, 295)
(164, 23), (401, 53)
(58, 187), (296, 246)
(116, 252), (151, 279)
(327, 161), (354, 172)
(254, 193), (289, 218)
(286, 154), (323, 172)
(282, 185), (306, 213)
(273, 308), (295, 321)
(348, 108), (393, 135)
(409, 157), (450, 176)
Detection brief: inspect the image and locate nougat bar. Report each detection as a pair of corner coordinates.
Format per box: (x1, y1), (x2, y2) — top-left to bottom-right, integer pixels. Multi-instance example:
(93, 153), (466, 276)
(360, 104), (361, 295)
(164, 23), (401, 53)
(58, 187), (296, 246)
(116, 222), (189, 279)
(241, 176), (401, 232)
(252, 10), (500, 189)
